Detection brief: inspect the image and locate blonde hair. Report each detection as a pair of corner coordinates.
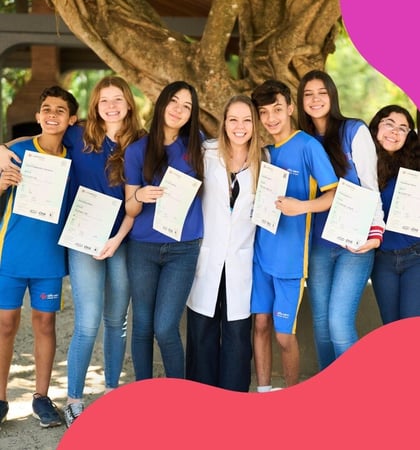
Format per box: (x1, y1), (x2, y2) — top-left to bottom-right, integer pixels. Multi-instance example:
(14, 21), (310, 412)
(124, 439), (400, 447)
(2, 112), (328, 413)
(218, 94), (263, 192)
(83, 76), (145, 186)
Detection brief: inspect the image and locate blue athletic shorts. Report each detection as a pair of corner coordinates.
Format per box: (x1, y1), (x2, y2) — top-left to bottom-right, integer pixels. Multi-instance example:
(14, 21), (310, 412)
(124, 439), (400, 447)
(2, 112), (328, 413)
(0, 275), (63, 312)
(250, 263), (304, 334)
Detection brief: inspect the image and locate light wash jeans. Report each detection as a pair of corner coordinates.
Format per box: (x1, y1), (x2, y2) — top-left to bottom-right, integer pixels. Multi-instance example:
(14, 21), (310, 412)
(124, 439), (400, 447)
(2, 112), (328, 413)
(306, 244), (374, 370)
(67, 244), (130, 399)
(128, 239), (201, 381)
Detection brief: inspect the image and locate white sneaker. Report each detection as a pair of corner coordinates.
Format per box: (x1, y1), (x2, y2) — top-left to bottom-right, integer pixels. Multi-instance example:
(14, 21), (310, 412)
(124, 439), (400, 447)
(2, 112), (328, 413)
(63, 402), (84, 428)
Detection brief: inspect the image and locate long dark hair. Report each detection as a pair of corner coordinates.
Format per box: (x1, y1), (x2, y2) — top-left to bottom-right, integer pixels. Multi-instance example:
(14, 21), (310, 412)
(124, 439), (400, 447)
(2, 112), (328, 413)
(297, 70), (351, 178)
(143, 81), (204, 184)
(369, 104), (419, 190)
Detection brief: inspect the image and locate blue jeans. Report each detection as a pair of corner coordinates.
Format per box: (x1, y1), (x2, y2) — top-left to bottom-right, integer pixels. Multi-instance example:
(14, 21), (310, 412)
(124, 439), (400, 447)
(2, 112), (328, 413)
(186, 268), (252, 392)
(128, 239), (201, 380)
(306, 244), (374, 370)
(371, 244), (420, 324)
(67, 244), (130, 399)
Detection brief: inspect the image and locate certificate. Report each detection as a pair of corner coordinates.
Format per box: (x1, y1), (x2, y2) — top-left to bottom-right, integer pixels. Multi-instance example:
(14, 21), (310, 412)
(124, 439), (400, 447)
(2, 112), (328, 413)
(386, 167), (420, 237)
(58, 186), (122, 256)
(153, 166), (202, 241)
(251, 161), (289, 234)
(321, 178), (380, 249)
(13, 150), (71, 224)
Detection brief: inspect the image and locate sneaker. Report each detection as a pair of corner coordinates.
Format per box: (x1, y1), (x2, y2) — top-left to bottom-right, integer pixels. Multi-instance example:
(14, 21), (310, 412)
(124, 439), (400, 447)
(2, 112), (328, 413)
(0, 400), (9, 425)
(32, 393), (62, 428)
(63, 402), (84, 428)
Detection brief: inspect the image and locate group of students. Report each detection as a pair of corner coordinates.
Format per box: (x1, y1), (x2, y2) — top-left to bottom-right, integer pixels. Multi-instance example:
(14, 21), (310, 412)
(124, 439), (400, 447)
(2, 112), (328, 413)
(0, 69), (418, 429)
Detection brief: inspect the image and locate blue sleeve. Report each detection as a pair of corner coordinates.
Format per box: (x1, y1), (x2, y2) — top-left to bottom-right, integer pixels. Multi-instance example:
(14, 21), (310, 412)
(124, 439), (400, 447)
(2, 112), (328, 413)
(306, 138), (338, 190)
(63, 124), (84, 156)
(124, 137), (147, 186)
(10, 139), (33, 165)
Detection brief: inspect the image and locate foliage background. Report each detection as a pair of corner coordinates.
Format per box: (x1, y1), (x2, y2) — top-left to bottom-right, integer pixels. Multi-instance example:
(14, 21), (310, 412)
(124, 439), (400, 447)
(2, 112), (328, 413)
(326, 30), (415, 123)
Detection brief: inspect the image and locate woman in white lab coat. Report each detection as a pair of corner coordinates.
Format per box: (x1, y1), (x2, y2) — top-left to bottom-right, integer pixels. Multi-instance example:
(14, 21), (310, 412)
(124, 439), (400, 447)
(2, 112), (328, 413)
(186, 95), (263, 392)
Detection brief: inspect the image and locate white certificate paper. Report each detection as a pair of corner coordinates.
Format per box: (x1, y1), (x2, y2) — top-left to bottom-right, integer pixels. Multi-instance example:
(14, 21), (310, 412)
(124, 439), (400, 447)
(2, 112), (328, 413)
(153, 166), (202, 241)
(251, 161), (289, 234)
(386, 167), (420, 237)
(58, 186), (122, 256)
(13, 150), (71, 224)
(321, 178), (380, 249)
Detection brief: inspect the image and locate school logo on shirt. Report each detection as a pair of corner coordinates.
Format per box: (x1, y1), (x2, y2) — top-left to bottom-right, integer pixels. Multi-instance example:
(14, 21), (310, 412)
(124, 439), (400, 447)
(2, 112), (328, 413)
(275, 311), (290, 320)
(40, 293), (59, 301)
(287, 168), (300, 176)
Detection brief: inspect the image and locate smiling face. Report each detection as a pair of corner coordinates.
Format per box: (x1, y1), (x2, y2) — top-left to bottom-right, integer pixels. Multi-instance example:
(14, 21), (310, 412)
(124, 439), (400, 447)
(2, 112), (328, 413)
(302, 78), (330, 127)
(36, 96), (76, 135)
(257, 93), (294, 143)
(376, 112), (411, 154)
(164, 88), (193, 134)
(224, 101), (253, 147)
(97, 85), (130, 126)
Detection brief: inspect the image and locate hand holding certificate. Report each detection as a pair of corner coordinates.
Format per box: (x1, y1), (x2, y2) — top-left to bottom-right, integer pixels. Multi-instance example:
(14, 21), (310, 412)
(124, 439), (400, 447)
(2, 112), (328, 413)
(58, 186), (122, 256)
(153, 166), (202, 241)
(386, 167), (420, 237)
(321, 178), (380, 249)
(251, 161), (289, 234)
(13, 150), (71, 224)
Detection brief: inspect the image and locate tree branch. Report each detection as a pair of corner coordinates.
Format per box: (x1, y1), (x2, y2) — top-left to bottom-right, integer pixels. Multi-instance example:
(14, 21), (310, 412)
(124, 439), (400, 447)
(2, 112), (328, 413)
(45, 0), (342, 136)
(199, 0), (242, 64)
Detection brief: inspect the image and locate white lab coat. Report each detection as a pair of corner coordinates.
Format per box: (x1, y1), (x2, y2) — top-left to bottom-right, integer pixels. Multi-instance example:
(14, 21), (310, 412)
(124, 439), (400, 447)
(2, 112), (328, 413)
(187, 139), (256, 321)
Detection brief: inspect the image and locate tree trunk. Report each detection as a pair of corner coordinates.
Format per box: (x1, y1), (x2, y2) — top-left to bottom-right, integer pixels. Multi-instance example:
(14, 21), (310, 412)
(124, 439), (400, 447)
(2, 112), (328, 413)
(46, 0), (340, 136)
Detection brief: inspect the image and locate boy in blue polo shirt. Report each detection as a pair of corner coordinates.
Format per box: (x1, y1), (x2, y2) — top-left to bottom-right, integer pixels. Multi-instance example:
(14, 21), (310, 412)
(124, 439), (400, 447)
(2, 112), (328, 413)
(0, 86), (78, 427)
(250, 80), (338, 390)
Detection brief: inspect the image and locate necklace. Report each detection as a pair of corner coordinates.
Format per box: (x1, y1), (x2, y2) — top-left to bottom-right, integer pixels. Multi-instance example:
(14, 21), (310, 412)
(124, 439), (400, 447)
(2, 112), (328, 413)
(104, 135), (117, 153)
(229, 154), (248, 174)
